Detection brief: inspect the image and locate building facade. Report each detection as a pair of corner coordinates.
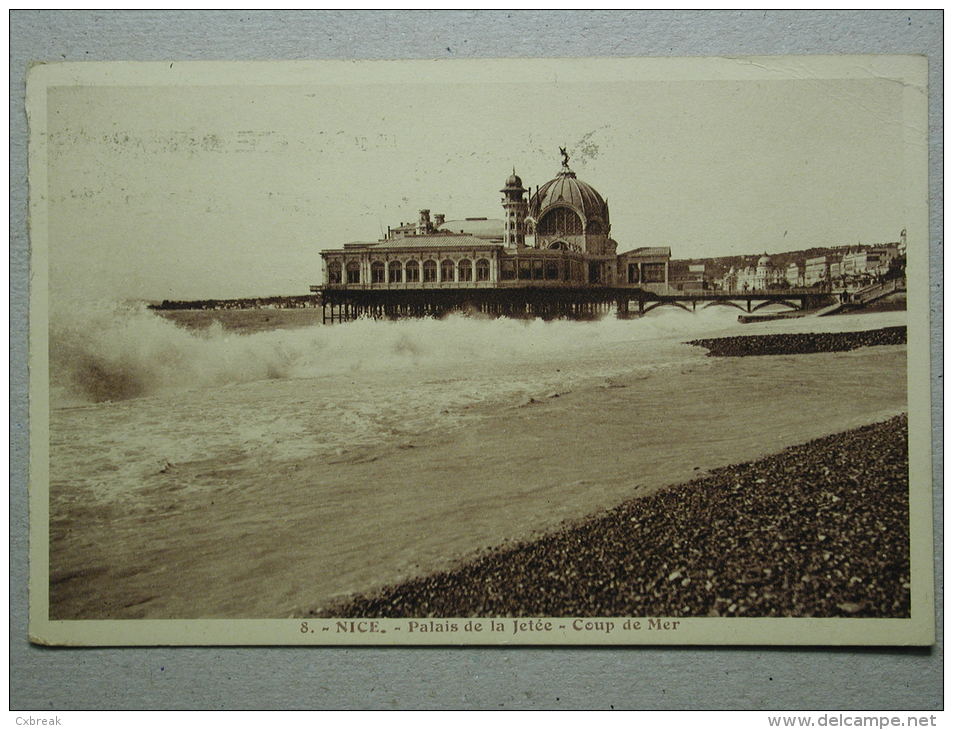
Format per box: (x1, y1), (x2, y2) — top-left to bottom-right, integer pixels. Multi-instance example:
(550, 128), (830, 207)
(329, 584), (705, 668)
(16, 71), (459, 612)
(841, 246), (900, 281)
(722, 254), (785, 292)
(785, 262), (804, 288)
(319, 155), (671, 294)
(804, 255), (835, 287)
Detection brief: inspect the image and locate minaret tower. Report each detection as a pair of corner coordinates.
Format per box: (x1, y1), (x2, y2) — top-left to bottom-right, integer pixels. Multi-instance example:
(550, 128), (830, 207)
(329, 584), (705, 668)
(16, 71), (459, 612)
(501, 169), (528, 248)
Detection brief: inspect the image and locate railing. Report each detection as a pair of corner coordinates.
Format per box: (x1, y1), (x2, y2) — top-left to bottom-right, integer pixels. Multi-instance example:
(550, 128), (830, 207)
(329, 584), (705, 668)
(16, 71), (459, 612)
(320, 280), (501, 290)
(852, 278), (905, 304)
(675, 287), (825, 297)
(317, 282), (824, 296)
(319, 280), (632, 291)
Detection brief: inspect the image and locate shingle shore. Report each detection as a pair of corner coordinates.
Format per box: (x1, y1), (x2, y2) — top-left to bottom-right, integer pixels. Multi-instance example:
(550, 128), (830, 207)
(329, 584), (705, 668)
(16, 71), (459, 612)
(686, 325), (906, 357)
(317, 415), (909, 619)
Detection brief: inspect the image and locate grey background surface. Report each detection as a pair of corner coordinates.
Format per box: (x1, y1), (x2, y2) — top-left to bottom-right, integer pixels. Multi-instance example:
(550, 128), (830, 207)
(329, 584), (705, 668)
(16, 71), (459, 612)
(10, 10), (943, 710)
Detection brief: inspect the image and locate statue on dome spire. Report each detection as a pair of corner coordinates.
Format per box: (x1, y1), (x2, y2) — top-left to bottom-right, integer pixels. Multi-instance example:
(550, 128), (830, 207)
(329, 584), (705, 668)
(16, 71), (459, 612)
(559, 146), (570, 169)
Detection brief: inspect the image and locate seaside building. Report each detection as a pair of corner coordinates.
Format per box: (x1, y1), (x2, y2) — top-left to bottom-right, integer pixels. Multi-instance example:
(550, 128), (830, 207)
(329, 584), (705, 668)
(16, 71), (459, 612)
(841, 249), (868, 279)
(785, 261), (804, 288)
(845, 246), (900, 278)
(724, 254), (784, 292)
(802, 238), (903, 289)
(804, 255), (835, 287)
(830, 258), (844, 283)
(319, 153), (671, 293)
(669, 262), (707, 291)
(719, 266), (737, 292)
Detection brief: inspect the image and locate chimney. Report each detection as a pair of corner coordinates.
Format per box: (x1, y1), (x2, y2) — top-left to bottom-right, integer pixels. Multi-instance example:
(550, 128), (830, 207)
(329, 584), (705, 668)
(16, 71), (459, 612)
(418, 209), (432, 234)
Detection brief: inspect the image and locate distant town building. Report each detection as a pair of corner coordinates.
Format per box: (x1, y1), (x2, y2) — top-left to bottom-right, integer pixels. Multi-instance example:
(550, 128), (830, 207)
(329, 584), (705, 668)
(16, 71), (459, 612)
(785, 261), (803, 288)
(829, 245), (899, 285)
(668, 262), (706, 291)
(722, 254), (784, 292)
(686, 263), (707, 290)
(804, 255), (835, 286)
(864, 245), (900, 275)
(801, 235), (904, 289)
(719, 266), (737, 292)
(841, 249), (868, 278)
(829, 258), (843, 282)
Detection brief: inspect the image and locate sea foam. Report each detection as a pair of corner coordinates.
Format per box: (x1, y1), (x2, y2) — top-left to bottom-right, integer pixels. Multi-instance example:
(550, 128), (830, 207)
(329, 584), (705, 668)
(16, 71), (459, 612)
(50, 300), (743, 405)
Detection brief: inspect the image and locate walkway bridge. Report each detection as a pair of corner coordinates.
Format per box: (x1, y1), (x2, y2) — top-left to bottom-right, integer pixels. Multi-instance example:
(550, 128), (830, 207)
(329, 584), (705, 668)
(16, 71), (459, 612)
(617, 288), (833, 317)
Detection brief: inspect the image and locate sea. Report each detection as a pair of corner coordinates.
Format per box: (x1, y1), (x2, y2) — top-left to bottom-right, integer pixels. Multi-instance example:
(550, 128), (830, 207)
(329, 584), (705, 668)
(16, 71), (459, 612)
(47, 302), (908, 619)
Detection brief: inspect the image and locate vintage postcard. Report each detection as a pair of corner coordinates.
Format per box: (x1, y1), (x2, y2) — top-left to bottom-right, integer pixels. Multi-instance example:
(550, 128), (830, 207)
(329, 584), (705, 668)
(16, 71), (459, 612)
(27, 56), (933, 646)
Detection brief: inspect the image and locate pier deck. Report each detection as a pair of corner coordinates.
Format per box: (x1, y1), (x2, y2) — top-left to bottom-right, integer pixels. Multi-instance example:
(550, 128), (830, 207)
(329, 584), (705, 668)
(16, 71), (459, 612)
(315, 285), (835, 324)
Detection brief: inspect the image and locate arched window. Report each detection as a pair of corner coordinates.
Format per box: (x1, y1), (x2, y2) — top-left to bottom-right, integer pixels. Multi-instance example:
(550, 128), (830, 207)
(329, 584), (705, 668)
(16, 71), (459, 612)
(475, 259), (491, 282)
(388, 260), (403, 283)
(441, 259), (455, 282)
(371, 261), (385, 283)
(548, 241), (568, 250)
(346, 261), (361, 284)
(545, 260), (559, 280)
(532, 260), (544, 280)
(405, 259), (420, 282)
(458, 259), (473, 282)
(423, 259), (437, 282)
(327, 260), (342, 284)
(537, 206), (583, 236)
(500, 260), (516, 281)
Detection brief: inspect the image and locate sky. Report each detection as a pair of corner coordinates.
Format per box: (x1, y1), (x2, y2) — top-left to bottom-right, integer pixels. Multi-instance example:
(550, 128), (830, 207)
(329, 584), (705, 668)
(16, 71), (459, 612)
(42, 61), (915, 301)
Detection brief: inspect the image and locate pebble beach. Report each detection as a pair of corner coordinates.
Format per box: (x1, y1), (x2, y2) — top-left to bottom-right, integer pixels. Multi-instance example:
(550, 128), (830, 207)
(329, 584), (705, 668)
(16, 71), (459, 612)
(686, 326), (907, 358)
(319, 415), (909, 619)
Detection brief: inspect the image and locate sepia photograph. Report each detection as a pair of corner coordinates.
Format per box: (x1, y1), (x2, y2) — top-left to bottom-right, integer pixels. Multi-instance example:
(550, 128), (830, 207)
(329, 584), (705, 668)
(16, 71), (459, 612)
(27, 55), (933, 645)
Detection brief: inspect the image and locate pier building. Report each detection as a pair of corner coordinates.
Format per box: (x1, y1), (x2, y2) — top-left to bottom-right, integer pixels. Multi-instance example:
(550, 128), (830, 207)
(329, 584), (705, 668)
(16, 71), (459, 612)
(316, 153), (674, 319)
(314, 152), (833, 322)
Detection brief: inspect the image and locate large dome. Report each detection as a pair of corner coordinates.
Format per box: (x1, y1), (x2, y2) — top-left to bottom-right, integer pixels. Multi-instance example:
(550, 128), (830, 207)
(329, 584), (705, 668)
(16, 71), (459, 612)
(503, 171), (523, 188)
(528, 169), (609, 227)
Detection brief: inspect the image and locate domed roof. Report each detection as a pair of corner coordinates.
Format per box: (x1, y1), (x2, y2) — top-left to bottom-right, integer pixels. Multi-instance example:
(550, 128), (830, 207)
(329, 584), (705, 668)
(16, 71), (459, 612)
(758, 253), (771, 266)
(529, 169), (609, 224)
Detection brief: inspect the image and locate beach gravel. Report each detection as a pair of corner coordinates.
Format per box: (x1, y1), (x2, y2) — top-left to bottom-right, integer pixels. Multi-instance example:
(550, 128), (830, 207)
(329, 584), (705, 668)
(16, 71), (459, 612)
(318, 415), (910, 619)
(686, 326), (906, 357)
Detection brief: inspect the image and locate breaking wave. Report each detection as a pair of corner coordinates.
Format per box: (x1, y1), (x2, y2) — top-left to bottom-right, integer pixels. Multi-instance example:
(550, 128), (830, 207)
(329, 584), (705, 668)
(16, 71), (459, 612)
(50, 300), (740, 405)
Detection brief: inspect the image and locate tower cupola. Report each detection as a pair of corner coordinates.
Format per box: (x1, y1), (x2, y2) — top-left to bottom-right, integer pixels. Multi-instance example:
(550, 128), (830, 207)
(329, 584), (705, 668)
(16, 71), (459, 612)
(501, 168), (528, 248)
